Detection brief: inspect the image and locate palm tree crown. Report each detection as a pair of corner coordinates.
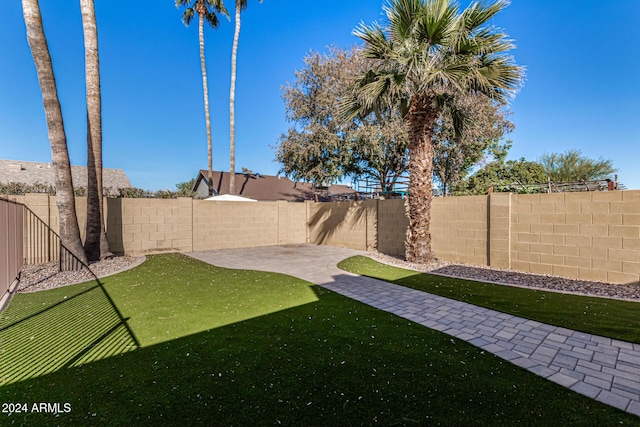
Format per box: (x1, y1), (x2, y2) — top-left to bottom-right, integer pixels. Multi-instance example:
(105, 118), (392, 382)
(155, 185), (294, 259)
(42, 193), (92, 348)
(349, 0), (522, 112)
(345, 0), (524, 263)
(177, 0), (228, 27)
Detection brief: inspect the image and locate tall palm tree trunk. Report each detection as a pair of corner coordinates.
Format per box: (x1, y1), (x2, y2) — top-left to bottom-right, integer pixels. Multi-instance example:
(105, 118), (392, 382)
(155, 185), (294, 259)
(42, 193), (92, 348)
(229, 3), (241, 195)
(81, 0), (112, 261)
(405, 93), (437, 263)
(22, 0), (88, 268)
(198, 10), (214, 196)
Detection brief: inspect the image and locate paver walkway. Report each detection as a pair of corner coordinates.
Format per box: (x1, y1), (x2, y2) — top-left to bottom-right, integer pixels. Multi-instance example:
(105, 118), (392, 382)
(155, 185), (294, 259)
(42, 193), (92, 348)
(188, 244), (640, 417)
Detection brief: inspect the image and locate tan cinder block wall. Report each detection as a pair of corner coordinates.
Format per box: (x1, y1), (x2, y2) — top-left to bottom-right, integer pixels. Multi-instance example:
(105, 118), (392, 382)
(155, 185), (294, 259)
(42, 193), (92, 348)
(377, 199), (407, 256)
(18, 196), (309, 258)
(374, 196), (488, 263)
(193, 200), (307, 251)
(16, 191), (640, 285)
(430, 195), (489, 265)
(307, 200), (377, 251)
(193, 200), (281, 251)
(191, 200), (308, 251)
(374, 191), (639, 285)
(488, 193), (510, 269)
(278, 201), (308, 245)
(106, 197), (194, 256)
(511, 191), (640, 284)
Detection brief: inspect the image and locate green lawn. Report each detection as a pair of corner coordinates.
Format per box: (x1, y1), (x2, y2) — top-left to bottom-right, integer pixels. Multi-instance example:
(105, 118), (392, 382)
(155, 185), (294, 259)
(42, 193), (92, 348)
(0, 253), (638, 425)
(338, 256), (640, 344)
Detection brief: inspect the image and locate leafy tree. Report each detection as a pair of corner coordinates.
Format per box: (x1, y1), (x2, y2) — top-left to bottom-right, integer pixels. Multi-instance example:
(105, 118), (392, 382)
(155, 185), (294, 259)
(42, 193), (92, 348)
(349, 109), (409, 192)
(343, 0), (523, 263)
(176, 0), (229, 197)
(175, 178), (197, 197)
(432, 92), (514, 196)
(454, 158), (546, 195)
(22, 0), (88, 267)
(229, 0), (263, 195)
(81, 0), (112, 261)
(276, 46), (409, 192)
(539, 149), (617, 183)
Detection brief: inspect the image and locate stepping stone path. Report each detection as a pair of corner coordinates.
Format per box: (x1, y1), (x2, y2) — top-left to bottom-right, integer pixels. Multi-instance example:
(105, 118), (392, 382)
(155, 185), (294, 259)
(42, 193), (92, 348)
(188, 245), (640, 417)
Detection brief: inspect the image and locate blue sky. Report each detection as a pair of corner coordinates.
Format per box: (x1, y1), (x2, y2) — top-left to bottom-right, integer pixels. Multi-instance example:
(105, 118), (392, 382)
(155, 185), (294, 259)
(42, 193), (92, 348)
(1, 0), (638, 191)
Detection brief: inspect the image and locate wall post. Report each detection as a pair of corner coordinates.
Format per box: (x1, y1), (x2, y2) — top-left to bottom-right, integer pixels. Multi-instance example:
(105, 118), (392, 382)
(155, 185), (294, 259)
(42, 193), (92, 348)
(488, 193), (511, 269)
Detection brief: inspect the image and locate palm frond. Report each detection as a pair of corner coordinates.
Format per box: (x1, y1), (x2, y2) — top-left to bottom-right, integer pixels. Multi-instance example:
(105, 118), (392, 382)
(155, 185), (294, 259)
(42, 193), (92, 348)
(466, 55), (523, 103)
(417, 0), (457, 46)
(449, 1), (509, 53)
(205, 12), (220, 28)
(208, 0), (230, 18)
(181, 8), (195, 26)
(457, 0), (509, 34)
(353, 22), (392, 60)
(340, 69), (407, 120)
(385, 0), (422, 42)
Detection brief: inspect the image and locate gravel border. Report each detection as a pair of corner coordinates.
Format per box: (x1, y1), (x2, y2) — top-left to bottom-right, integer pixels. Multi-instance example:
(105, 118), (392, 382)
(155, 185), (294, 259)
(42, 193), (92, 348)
(17, 255), (145, 294)
(366, 252), (640, 302)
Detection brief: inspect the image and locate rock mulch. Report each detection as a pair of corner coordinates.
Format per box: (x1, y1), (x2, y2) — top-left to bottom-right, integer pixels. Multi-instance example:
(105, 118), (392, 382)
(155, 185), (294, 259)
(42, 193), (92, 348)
(17, 256), (143, 293)
(368, 252), (640, 302)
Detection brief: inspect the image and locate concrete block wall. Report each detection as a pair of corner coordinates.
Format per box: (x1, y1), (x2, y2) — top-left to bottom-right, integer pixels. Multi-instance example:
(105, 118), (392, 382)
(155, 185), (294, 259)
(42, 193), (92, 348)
(377, 196), (488, 264)
(278, 201), (308, 245)
(307, 200), (377, 251)
(374, 192), (639, 284)
(14, 190), (640, 285)
(377, 199), (407, 256)
(106, 198), (193, 255)
(488, 193), (510, 269)
(17, 196), (309, 258)
(511, 191), (640, 284)
(192, 200), (280, 251)
(431, 196), (489, 265)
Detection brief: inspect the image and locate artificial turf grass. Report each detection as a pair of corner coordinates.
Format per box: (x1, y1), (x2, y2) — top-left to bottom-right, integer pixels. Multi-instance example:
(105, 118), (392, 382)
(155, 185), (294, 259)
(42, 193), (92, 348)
(96, 253), (319, 346)
(0, 253), (319, 383)
(2, 285), (639, 426)
(338, 255), (640, 344)
(1, 253), (639, 425)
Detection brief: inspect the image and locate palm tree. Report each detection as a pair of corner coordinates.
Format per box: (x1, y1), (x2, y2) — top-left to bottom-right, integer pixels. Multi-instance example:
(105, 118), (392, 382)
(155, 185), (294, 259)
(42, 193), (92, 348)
(22, 0), (88, 268)
(81, 0), (113, 261)
(176, 0), (229, 196)
(344, 0), (523, 263)
(229, 0), (262, 195)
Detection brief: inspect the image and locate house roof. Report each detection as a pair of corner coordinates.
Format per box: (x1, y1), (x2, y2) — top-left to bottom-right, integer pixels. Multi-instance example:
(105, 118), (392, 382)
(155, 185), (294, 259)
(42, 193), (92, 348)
(194, 170), (355, 202)
(0, 159), (132, 194)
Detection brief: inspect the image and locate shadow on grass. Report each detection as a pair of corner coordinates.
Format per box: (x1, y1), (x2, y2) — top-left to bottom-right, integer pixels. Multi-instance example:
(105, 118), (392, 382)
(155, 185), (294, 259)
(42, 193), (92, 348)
(0, 278), (140, 386)
(1, 278), (638, 426)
